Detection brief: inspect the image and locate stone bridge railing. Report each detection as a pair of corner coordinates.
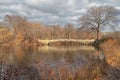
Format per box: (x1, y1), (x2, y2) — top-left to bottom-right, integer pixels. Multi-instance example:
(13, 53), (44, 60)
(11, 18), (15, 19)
(38, 39), (95, 45)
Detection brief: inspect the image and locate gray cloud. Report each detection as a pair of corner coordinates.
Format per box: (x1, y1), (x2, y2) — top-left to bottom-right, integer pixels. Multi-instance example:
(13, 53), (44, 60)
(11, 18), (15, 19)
(0, 0), (120, 26)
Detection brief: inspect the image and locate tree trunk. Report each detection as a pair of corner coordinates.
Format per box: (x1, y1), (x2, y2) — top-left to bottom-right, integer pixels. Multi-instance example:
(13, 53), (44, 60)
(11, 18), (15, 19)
(96, 30), (99, 40)
(96, 24), (100, 41)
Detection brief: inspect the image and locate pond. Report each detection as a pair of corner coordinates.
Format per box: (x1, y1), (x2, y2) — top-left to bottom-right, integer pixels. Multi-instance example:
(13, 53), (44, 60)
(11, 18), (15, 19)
(0, 46), (98, 65)
(0, 46), (119, 80)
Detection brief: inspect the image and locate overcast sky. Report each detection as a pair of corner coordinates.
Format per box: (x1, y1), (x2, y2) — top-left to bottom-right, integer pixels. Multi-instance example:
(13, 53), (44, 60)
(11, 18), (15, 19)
(0, 0), (120, 26)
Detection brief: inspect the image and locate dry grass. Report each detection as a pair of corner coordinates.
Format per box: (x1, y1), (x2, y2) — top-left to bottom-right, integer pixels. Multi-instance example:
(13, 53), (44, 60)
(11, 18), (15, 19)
(0, 59), (106, 80)
(100, 38), (120, 69)
(0, 61), (40, 80)
(31, 59), (110, 80)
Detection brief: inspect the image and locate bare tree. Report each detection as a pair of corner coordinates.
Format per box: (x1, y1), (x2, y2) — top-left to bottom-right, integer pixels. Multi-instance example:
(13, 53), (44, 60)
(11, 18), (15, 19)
(79, 6), (120, 40)
(64, 23), (76, 39)
(76, 26), (96, 39)
(4, 15), (34, 42)
(48, 24), (63, 39)
(5, 15), (28, 34)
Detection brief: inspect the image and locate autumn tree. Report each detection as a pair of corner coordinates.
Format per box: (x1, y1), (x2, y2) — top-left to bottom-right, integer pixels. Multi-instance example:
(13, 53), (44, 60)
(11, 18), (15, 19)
(48, 24), (63, 39)
(4, 15), (34, 45)
(64, 23), (76, 39)
(30, 23), (46, 39)
(0, 27), (13, 43)
(76, 26), (96, 39)
(79, 6), (120, 40)
(6, 15), (33, 36)
(5, 15), (28, 33)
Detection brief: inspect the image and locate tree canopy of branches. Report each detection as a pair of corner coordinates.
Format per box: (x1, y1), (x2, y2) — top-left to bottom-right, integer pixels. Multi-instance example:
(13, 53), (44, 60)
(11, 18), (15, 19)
(5, 15), (34, 41)
(79, 6), (120, 40)
(5, 15), (28, 34)
(64, 23), (76, 39)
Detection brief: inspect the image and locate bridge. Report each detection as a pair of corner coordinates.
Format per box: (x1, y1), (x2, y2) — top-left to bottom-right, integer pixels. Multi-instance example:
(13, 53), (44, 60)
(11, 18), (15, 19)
(38, 39), (95, 45)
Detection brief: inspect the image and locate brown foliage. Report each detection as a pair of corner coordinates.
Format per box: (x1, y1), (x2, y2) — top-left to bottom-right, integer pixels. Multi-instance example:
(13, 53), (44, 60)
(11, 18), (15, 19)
(0, 27), (14, 44)
(100, 39), (120, 69)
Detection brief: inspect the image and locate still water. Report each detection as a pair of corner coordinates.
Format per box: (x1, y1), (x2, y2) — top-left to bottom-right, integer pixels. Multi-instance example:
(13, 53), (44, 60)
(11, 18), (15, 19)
(0, 46), (110, 80)
(0, 46), (97, 64)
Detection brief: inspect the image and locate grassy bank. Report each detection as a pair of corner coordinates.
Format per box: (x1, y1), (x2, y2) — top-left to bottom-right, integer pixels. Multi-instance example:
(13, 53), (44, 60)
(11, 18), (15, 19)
(0, 59), (106, 80)
(100, 38), (120, 69)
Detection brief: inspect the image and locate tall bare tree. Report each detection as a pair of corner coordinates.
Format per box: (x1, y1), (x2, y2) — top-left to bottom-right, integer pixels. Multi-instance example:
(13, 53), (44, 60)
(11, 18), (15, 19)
(79, 6), (120, 40)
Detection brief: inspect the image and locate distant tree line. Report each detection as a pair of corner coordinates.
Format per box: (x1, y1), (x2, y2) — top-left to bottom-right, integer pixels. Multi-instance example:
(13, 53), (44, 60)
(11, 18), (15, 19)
(1, 15), (96, 43)
(0, 5), (119, 45)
